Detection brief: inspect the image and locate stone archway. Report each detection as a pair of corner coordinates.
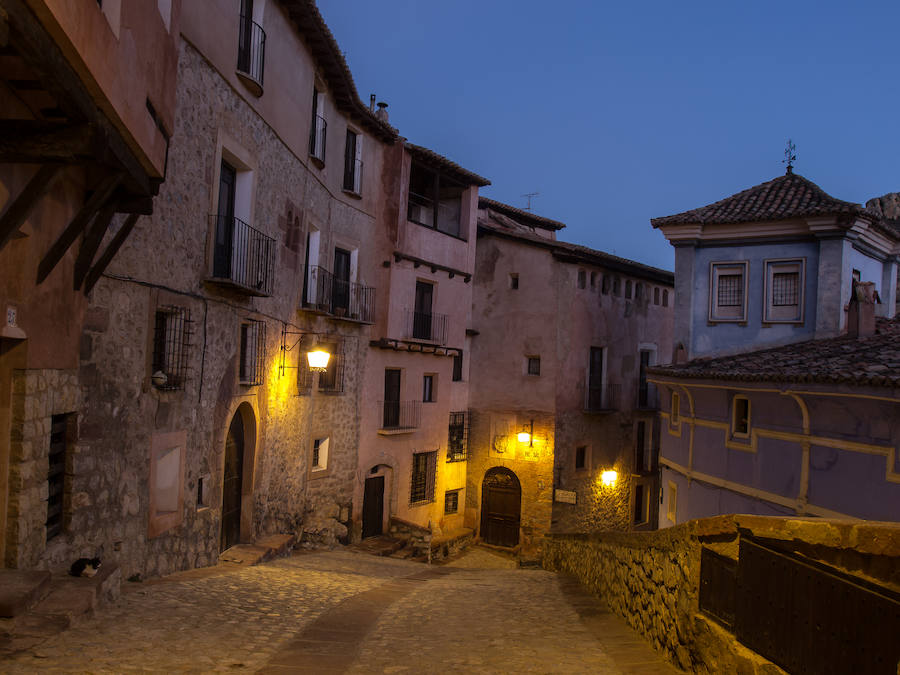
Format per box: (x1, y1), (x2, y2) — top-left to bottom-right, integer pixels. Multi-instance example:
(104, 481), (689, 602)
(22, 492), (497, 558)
(220, 402), (256, 552)
(480, 466), (521, 547)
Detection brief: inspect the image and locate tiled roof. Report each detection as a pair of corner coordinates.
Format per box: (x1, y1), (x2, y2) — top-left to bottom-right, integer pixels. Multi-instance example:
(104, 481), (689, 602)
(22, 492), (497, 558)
(478, 197), (566, 231)
(648, 317), (900, 388)
(405, 143), (491, 187)
(281, 1), (397, 142)
(478, 217), (674, 285)
(651, 171), (868, 227)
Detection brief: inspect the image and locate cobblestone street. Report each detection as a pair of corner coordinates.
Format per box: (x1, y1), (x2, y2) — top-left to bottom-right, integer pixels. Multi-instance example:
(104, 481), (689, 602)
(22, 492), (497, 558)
(2, 547), (678, 674)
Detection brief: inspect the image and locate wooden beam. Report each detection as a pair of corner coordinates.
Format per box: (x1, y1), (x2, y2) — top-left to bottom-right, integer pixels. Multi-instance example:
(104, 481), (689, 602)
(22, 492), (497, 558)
(73, 200), (116, 290)
(0, 164), (63, 251)
(83, 213), (139, 294)
(0, 121), (96, 163)
(36, 171), (122, 284)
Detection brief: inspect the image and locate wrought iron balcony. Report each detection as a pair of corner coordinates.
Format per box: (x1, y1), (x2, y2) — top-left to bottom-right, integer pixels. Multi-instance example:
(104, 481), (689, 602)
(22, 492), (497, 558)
(301, 265), (375, 323)
(637, 383), (659, 410)
(209, 215), (275, 296)
(236, 14), (265, 94)
(585, 382), (620, 412)
(405, 310), (447, 344)
(380, 400), (421, 431)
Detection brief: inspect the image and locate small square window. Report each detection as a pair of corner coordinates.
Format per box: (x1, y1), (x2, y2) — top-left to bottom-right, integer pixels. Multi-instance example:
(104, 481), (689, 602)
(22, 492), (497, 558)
(732, 396), (750, 438)
(709, 261), (748, 322)
(312, 437), (329, 472)
(444, 489), (460, 515)
(764, 259), (805, 323)
(526, 356), (541, 376)
(423, 374), (435, 402)
(509, 273), (519, 290)
(575, 446), (587, 470)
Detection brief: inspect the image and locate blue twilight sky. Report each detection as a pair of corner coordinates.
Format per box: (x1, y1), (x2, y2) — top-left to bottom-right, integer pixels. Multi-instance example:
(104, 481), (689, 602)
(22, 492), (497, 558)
(318, 1), (900, 271)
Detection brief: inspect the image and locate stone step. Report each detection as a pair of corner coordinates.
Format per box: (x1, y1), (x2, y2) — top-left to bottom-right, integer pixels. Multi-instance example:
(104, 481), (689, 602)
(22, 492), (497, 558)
(0, 569), (52, 618)
(219, 534), (297, 566)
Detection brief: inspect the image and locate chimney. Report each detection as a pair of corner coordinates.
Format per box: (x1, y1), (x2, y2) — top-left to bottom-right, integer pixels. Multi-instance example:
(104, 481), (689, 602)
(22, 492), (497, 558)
(369, 94), (376, 112)
(847, 280), (877, 338)
(375, 101), (388, 123)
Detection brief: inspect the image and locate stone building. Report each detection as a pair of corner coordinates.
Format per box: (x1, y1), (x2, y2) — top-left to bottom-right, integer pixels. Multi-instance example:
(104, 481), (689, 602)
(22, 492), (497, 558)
(0, 1), (177, 570)
(650, 169), (900, 524)
(354, 143), (489, 541)
(467, 199), (674, 554)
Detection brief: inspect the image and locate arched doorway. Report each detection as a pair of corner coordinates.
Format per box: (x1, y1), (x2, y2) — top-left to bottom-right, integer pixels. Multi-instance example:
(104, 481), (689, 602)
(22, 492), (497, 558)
(480, 467), (521, 547)
(362, 464), (391, 539)
(220, 410), (245, 551)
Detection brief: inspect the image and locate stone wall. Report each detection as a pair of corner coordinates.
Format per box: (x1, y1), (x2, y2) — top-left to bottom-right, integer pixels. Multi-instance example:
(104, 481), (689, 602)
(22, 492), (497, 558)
(543, 515), (900, 674)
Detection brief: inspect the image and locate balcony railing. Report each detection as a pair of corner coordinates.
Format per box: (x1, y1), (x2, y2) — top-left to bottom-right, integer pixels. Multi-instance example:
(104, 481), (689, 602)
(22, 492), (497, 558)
(302, 265), (375, 323)
(637, 383), (659, 410)
(405, 310), (447, 344)
(380, 400), (421, 431)
(309, 114), (327, 162)
(210, 215), (275, 296)
(236, 15), (265, 91)
(585, 382), (621, 412)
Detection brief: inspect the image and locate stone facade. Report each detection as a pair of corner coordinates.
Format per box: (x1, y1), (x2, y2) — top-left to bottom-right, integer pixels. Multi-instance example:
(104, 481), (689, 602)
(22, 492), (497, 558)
(544, 515), (900, 674)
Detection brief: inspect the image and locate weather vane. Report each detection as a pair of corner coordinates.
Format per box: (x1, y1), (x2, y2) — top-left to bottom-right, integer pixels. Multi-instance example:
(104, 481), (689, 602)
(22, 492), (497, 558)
(783, 139), (796, 174)
(521, 192), (539, 211)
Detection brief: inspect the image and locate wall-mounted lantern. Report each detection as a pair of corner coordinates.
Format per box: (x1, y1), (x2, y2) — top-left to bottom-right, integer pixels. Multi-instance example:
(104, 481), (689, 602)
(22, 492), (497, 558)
(600, 470), (618, 487)
(517, 419), (534, 446)
(279, 324), (331, 376)
(306, 348), (330, 372)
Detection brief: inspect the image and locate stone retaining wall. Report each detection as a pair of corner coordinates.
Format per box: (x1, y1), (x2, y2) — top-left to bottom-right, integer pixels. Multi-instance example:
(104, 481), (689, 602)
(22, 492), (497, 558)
(543, 515), (900, 674)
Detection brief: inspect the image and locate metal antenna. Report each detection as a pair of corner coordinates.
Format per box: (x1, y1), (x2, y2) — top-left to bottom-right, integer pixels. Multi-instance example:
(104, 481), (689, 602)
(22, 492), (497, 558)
(783, 139), (797, 174)
(521, 192), (539, 211)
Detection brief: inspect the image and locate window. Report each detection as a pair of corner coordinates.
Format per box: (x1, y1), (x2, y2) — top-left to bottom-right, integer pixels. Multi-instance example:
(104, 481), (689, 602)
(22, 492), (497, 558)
(575, 446), (587, 470)
(667, 481), (677, 523)
(635, 282), (643, 300)
(317, 339), (344, 394)
(444, 489), (460, 515)
(586, 346), (604, 411)
(197, 473), (211, 509)
(447, 411), (469, 461)
(577, 269), (586, 289)
(309, 87), (326, 162)
(732, 396), (750, 438)
(637, 348), (656, 408)
(709, 261), (748, 322)
(662, 289), (669, 307)
(343, 129), (363, 194)
(47, 413), (74, 541)
(526, 356), (541, 376)
(151, 305), (191, 391)
(671, 392), (680, 425)
(633, 484), (648, 525)
(635, 421), (653, 472)
(312, 437), (329, 472)
(410, 450), (437, 504)
(239, 320), (265, 385)
(236, 0), (265, 89)
(412, 280), (435, 341)
(452, 350), (463, 382)
(601, 274), (610, 295)
(407, 162), (465, 239)
(509, 273), (519, 290)
(613, 276), (621, 295)
(654, 287), (660, 305)
(590, 271), (597, 289)
(625, 280), (632, 299)
(764, 259), (805, 323)
(423, 374), (435, 402)
(383, 368), (401, 428)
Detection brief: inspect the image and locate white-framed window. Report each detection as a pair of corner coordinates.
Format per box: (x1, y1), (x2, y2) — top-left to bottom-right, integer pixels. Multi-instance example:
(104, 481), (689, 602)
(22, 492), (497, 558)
(312, 437), (329, 472)
(309, 87), (327, 162)
(764, 258), (805, 323)
(732, 396), (750, 438)
(423, 374), (436, 402)
(709, 261), (749, 322)
(343, 129), (363, 194)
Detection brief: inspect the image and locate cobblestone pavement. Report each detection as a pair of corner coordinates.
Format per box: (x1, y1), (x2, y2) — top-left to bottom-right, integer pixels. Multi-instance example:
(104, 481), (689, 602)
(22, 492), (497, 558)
(3, 546), (679, 674)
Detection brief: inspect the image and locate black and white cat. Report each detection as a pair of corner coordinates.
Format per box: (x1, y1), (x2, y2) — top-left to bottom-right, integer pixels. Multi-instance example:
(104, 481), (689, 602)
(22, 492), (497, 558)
(69, 557), (101, 578)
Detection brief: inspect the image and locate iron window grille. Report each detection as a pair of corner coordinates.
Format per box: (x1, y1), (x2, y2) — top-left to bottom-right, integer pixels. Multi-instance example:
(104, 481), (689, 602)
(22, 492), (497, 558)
(151, 305), (192, 391)
(410, 450), (437, 504)
(444, 489), (460, 515)
(46, 413), (73, 541)
(717, 274), (743, 306)
(772, 272), (799, 306)
(527, 356), (541, 376)
(239, 320), (266, 385)
(447, 411), (469, 462)
(318, 338), (345, 394)
(236, 8), (266, 87)
(210, 215), (275, 296)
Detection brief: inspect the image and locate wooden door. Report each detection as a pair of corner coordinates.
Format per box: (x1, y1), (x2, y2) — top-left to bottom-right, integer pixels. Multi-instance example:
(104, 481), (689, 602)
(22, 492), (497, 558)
(480, 468), (521, 547)
(221, 411), (244, 551)
(362, 475), (384, 539)
(213, 160), (236, 278)
(383, 369), (400, 428)
(413, 281), (433, 340)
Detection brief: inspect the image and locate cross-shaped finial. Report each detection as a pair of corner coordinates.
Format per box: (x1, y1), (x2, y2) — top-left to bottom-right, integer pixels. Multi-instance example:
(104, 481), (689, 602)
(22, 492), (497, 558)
(783, 139), (797, 174)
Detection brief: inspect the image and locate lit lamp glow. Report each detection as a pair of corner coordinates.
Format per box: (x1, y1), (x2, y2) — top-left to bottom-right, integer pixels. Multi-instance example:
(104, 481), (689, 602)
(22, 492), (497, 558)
(306, 349), (330, 372)
(517, 430), (532, 443)
(517, 419), (534, 446)
(600, 470), (617, 487)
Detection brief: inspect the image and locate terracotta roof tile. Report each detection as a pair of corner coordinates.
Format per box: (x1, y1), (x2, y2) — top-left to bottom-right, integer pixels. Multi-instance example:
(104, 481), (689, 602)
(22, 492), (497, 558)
(649, 317), (900, 388)
(478, 197), (566, 231)
(405, 143), (490, 187)
(651, 171), (867, 227)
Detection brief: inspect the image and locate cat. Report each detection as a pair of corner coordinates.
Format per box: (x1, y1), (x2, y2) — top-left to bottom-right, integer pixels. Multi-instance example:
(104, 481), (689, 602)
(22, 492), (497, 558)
(69, 557), (101, 578)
